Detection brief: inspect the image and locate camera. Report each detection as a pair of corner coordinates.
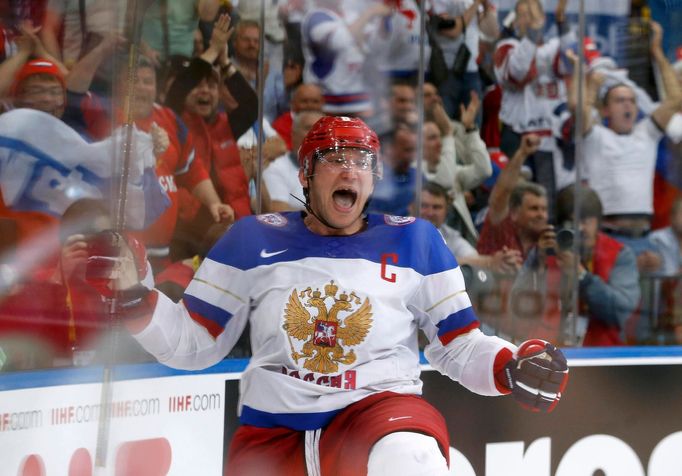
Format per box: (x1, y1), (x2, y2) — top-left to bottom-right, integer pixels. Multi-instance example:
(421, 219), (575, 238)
(436, 17), (456, 29)
(555, 228), (575, 251)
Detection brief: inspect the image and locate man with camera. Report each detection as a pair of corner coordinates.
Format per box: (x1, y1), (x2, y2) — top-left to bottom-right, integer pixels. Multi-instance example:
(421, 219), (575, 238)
(513, 185), (641, 346)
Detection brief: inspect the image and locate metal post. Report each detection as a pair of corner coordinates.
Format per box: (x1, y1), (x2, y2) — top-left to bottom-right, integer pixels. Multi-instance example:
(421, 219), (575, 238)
(415, 0), (427, 218)
(568, 0), (586, 346)
(255, 0), (267, 215)
(95, 0), (153, 469)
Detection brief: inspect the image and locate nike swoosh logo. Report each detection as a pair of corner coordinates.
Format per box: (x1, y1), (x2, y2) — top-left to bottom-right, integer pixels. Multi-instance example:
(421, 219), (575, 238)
(260, 249), (288, 258)
(388, 416), (413, 422)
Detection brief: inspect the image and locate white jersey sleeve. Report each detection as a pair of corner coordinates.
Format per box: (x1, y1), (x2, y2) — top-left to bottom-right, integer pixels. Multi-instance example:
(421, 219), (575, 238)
(407, 222), (516, 396)
(425, 329), (516, 396)
(133, 220), (254, 370)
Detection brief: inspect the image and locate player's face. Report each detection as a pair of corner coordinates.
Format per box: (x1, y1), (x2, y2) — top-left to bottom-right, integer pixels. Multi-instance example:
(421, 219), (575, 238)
(299, 148), (376, 235)
(420, 191), (447, 227)
(603, 85), (638, 134)
(184, 77), (219, 119)
(511, 192), (548, 238)
(15, 75), (65, 118)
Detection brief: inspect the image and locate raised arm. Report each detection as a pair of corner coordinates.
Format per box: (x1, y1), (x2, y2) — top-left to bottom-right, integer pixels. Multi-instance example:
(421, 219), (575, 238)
(66, 33), (126, 93)
(462, 0), (484, 27)
(165, 14), (233, 113)
(487, 134), (540, 225)
(454, 92), (493, 191)
(648, 22), (682, 130)
(650, 21), (681, 102)
(347, 3), (391, 48)
(566, 49), (596, 136)
(0, 28), (34, 98)
(40, 9), (63, 61)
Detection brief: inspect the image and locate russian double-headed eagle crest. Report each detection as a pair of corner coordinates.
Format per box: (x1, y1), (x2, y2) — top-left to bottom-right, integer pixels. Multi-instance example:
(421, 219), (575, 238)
(283, 280), (373, 374)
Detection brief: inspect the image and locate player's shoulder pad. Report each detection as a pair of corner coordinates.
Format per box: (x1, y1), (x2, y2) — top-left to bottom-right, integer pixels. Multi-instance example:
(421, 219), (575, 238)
(255, 212), (289, 228)
(382, 215), (417, 227)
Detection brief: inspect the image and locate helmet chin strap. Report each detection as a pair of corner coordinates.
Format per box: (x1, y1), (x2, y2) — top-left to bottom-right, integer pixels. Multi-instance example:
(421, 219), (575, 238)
(299, 170), (374, 231)
(301, 177), (347, 231)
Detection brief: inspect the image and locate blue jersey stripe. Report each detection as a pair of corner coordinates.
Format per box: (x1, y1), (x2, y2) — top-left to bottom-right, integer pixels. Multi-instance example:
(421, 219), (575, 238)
(182, 293), (233, 329)
(436, 307), (478, 338)
(206, 213), (456, 277)
(240, 404), (341, 430)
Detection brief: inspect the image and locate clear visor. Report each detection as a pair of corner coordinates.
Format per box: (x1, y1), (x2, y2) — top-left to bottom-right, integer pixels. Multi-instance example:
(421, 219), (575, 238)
(314, 147), (378, 172)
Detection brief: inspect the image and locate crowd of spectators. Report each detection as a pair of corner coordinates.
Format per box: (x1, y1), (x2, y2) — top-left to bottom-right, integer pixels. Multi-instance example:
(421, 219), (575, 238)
(0, 0), (680, 371)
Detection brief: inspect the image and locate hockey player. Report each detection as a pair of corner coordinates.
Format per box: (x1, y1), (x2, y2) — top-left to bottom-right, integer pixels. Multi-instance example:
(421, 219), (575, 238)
(88, 116), (568, 475)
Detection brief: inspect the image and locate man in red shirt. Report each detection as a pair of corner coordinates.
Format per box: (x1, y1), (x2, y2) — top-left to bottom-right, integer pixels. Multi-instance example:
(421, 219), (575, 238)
(477, 134), (544, 260)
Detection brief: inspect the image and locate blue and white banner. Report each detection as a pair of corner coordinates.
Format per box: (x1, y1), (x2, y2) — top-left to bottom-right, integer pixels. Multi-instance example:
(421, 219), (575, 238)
(0, 109), (169, 229)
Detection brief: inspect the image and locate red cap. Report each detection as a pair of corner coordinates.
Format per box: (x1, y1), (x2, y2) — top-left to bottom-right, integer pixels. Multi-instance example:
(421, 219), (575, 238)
(583, 37), (601, 65)
(298, 115), (380, 173)
(11, 58), (65, 97)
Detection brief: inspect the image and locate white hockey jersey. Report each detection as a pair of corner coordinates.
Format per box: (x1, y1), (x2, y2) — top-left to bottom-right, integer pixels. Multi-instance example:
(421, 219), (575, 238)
(494, 30), (574, 135)
(134, 212), (514, 430)
(301, 8), (371, 114)
(369, 0), (430, 78)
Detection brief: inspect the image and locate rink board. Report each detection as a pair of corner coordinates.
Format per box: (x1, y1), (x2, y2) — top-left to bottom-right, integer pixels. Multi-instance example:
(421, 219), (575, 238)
(1, 347), (681, 475)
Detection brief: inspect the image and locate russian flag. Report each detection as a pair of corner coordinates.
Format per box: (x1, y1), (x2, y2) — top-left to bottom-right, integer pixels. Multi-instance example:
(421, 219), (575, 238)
(653, 139), (682, 230)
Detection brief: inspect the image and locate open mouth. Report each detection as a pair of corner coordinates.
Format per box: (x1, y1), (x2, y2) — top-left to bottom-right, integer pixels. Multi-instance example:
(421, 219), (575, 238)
(332, 188), (358, 210)
(196, 97), (212, 107)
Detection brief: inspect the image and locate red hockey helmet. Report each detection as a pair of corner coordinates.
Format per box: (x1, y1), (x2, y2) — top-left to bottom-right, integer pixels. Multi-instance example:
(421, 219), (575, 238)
(298, 116), (380, 176)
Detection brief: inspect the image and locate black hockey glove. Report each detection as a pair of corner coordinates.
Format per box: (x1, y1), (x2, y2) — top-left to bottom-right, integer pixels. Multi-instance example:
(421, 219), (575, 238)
(503, 339), (569, 413)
